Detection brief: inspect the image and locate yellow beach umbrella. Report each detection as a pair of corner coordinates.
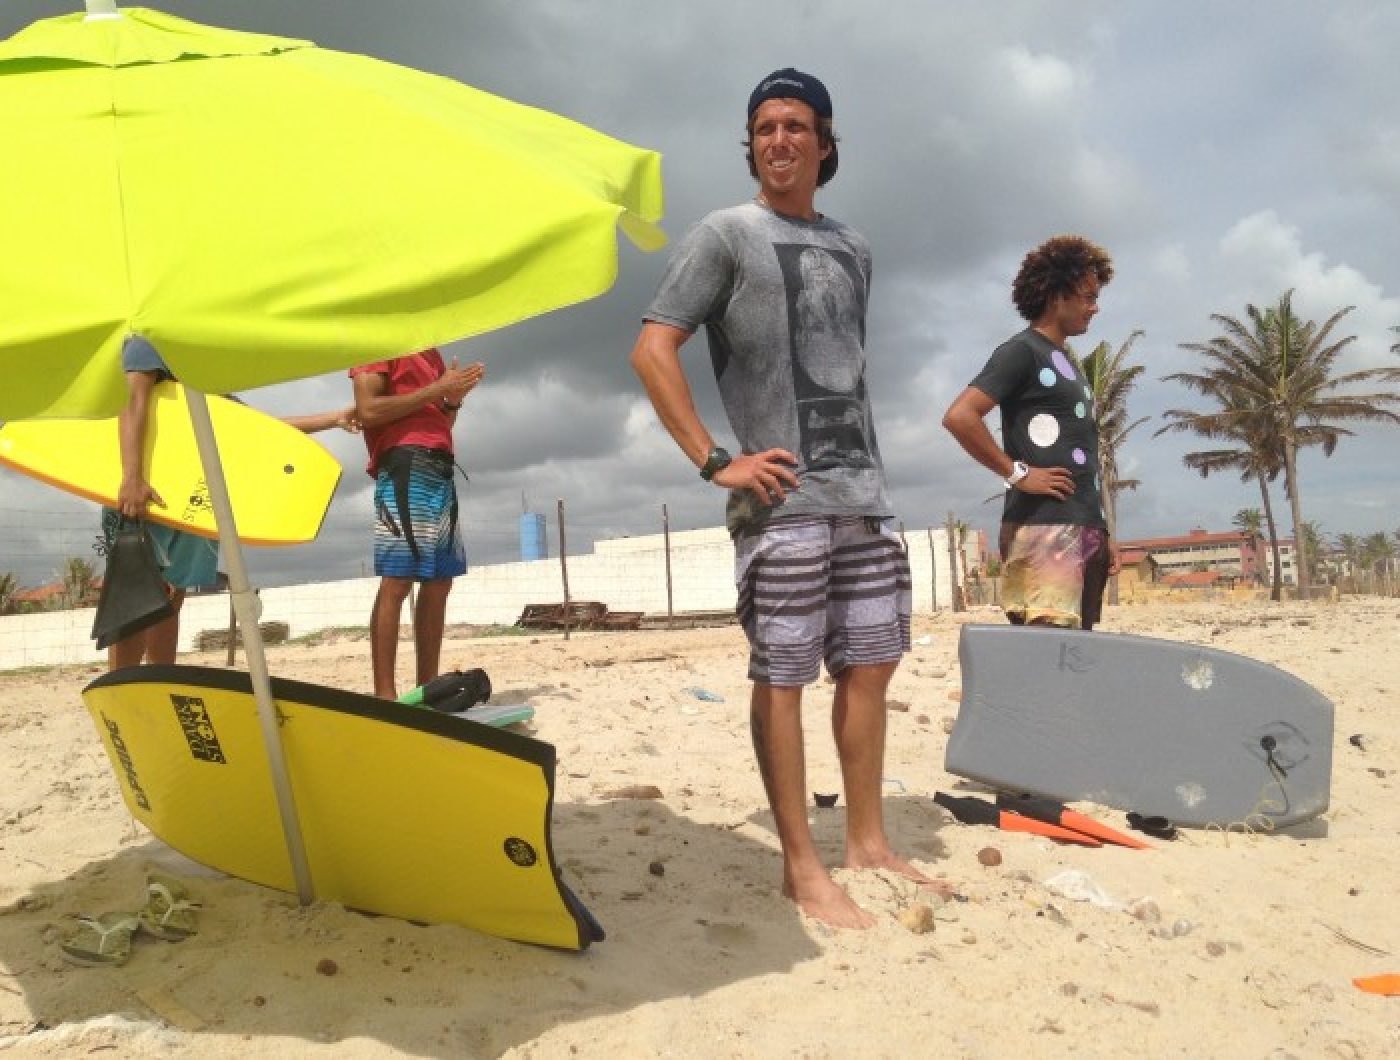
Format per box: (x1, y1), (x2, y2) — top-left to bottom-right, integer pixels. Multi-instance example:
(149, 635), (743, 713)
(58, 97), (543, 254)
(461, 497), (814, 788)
(0, 2), (664, 911)
(0, 4), (664, 420)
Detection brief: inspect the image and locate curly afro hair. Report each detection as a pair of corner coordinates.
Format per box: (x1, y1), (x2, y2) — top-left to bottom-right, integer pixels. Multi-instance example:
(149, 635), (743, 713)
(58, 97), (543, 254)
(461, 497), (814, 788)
(1011, 236), (1113, 323)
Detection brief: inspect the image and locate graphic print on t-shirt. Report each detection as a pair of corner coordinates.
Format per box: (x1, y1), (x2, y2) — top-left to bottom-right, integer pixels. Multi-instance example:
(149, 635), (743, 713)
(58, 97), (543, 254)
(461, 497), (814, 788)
(775, 243), (874, 473)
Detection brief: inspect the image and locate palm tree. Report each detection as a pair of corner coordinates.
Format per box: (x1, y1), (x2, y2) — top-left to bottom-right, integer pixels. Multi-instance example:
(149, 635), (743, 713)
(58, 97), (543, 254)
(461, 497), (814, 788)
(1362, 531), (1396, 593)
(1157, 387), (1287, 601)
(1171, 291), (1400, 593)
(59, 556), (98, 610)
(1081, 330), (1148, 605)
(1392, 325), (1399, 355)
(1298, 521), (1326, 585)
(955, 519), (972, 585)
(1232, 508), (1266, 586)
(1336, 532), (1363, 590)
(0, 571), (18, 616)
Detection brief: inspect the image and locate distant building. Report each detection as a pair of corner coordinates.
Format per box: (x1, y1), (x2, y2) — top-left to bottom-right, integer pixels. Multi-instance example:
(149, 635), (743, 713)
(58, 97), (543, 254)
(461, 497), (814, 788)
(10, 579), (105, 610)
(11, 583), (67, 608)
(519, 512), (549, 562)
(1115, 547), (1159, 592)
(1117, 527), (1297, 587)
(1161, 570), (1231, 590)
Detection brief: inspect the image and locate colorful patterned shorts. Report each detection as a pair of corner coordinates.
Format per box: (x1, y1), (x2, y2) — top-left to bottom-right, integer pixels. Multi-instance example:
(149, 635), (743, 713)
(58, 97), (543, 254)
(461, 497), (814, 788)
(998, 522), (1109, 629)
(735, 515), (912, 686)
(373, 447), (467, 581)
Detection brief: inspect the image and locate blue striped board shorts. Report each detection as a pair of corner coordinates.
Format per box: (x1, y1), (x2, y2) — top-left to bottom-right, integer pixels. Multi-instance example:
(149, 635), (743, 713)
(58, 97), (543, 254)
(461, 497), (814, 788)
(735, 514), (912, 686)
(372, 446), (467, 581)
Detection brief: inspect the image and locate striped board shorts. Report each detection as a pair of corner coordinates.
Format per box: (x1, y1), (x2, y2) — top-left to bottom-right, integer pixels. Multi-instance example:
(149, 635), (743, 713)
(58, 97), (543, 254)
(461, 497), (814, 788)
(735, 514), (912, 686)
(372, 446), (467, 581)
(998, 522), (1109, 629)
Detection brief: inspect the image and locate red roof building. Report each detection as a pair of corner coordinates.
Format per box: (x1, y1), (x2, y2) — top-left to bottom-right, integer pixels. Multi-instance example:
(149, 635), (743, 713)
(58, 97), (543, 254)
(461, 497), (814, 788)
(1118, 527), (1297, 586)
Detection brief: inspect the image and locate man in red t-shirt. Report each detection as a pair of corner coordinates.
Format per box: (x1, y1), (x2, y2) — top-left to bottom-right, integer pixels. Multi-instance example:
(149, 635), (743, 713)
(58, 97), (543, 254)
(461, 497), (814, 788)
(351, 350), (484, 698)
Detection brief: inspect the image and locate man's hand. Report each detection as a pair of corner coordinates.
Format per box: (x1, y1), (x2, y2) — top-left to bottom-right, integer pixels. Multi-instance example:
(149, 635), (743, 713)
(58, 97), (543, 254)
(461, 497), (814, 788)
(1014, 465), (1075, 500)
(1107, 539), (1121, 576)
(117, 477), (163, 519)
(439, 359), (485, 407)
(711, 449), (800, 504)
(336, 405), (362, 433)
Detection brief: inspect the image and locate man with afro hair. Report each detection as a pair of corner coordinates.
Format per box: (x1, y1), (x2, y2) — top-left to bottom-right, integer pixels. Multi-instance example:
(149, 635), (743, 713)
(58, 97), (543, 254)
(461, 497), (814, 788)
(942, 235), (1119, 629)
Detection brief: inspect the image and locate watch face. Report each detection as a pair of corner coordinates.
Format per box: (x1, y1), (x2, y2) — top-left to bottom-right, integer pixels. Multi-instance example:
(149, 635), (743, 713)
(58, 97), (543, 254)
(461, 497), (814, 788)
(701, 447), (731, 479)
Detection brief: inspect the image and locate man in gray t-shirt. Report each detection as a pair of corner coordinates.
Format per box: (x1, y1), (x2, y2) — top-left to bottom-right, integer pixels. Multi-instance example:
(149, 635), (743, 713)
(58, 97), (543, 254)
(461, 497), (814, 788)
(630, 68), (955, 930)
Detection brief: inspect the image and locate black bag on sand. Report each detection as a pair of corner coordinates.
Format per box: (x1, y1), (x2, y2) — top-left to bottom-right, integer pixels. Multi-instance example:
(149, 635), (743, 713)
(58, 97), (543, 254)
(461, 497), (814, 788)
(91, 518), (174, 650)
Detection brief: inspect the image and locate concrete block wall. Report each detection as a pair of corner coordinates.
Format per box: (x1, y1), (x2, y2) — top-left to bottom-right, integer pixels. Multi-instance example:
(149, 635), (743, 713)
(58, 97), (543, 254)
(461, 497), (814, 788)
(0, 524), (957, 671)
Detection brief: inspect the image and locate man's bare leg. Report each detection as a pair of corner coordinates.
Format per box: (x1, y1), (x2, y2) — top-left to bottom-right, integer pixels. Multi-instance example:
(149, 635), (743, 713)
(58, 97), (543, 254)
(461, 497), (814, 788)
(109, 591), (183, 669)
(412, 577), (453, 688)
(833, 661), (957, 898)
(143, 591), (184, 665)
(108, 629), (148, 670)
(752, 682), (876, 930)
(370, 577), (413, 698)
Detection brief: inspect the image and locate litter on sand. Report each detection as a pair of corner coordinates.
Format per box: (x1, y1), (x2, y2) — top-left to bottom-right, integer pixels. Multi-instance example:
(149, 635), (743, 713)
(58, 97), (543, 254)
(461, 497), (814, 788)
(1043, 869), (1121, 910)
(681, 687), (724, 703)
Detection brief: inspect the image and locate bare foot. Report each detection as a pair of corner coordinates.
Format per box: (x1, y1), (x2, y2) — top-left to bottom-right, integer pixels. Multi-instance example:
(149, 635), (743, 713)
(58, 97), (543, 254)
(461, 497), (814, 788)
(847, 849), (960, 900)
(782, 874), (877, 930)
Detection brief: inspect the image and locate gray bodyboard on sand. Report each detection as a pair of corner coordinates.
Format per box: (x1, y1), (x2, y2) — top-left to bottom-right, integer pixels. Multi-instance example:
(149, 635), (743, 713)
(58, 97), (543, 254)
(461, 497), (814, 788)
(944, 625), (1333, 828)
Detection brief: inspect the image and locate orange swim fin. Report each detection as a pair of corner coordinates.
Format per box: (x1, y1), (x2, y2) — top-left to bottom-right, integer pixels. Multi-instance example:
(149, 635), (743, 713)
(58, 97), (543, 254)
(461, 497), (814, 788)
(1353, 974), (1400, 996)
(999, 811), (1103, 846)
(935, 792), (1102, 846)
(998, 795), (1154, 850)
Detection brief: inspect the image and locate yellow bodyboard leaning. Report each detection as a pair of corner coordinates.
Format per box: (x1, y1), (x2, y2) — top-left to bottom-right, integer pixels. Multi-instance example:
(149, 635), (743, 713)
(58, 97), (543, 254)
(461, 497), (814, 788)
(0, 382), (340, 546)
(81, 666), (602, 952)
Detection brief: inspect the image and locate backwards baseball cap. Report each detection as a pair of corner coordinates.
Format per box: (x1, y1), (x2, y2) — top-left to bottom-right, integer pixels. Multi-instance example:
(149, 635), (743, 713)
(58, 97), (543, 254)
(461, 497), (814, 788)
(746, 67), (838, 185)
(747, 67), (833, 122)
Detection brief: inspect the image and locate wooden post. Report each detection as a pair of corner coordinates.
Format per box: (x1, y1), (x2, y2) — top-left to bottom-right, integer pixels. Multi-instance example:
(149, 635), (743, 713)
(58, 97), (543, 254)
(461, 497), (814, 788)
(946, 511), (963, 613)
(557, 498), (571, 641)
(927, 526), (938, 612)
(225, 590), (237, 667)
(663, 503), (674, 629)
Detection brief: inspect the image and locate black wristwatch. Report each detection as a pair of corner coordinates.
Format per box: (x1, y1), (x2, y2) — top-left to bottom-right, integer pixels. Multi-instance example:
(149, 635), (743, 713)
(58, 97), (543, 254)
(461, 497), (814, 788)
(699, 446), (732, 481)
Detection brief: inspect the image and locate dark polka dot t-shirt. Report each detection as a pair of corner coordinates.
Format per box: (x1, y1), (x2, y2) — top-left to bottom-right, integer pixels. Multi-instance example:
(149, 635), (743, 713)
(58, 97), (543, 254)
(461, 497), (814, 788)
(968, 327), (1106, 528)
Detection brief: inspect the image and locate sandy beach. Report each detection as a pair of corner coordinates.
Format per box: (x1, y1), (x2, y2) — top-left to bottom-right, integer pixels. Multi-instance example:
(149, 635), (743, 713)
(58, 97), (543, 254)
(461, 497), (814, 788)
(2, 597), (1398, 1058)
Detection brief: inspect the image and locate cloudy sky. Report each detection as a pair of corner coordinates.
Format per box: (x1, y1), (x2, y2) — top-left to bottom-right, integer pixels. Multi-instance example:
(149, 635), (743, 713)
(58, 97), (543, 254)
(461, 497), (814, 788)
(3, 0), (1398, 589)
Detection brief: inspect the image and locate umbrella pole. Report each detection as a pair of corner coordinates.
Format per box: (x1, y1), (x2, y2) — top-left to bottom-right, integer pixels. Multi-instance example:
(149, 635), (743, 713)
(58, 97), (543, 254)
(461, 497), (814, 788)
(185, 389), (316, 906)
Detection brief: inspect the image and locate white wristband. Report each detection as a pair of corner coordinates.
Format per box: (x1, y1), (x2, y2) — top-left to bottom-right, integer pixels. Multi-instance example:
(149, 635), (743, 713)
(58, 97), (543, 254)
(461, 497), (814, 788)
(1004, 460), (1029, 488)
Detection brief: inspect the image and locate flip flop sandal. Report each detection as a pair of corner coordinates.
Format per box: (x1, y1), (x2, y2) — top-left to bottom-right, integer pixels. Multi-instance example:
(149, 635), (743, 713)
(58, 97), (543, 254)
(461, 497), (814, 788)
(1126, 812), (1179, 841)
(138, 873), (201, 942)
(60, 911), (141, 967)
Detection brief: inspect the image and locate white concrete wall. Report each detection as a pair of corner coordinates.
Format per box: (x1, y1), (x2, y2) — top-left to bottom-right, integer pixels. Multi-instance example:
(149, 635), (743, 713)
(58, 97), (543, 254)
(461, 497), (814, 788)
(0, 524), (957, 671)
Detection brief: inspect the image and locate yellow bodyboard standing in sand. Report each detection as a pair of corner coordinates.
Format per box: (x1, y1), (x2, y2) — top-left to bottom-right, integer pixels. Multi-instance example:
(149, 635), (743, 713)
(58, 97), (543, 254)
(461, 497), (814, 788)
(0, 382), (340, 546)
(81, 666), (604, 952)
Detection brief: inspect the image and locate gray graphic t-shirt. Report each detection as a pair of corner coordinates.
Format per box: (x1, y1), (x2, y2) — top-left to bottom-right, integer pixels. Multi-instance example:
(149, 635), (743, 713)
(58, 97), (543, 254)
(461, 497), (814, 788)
(644, 202), (891, 534)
